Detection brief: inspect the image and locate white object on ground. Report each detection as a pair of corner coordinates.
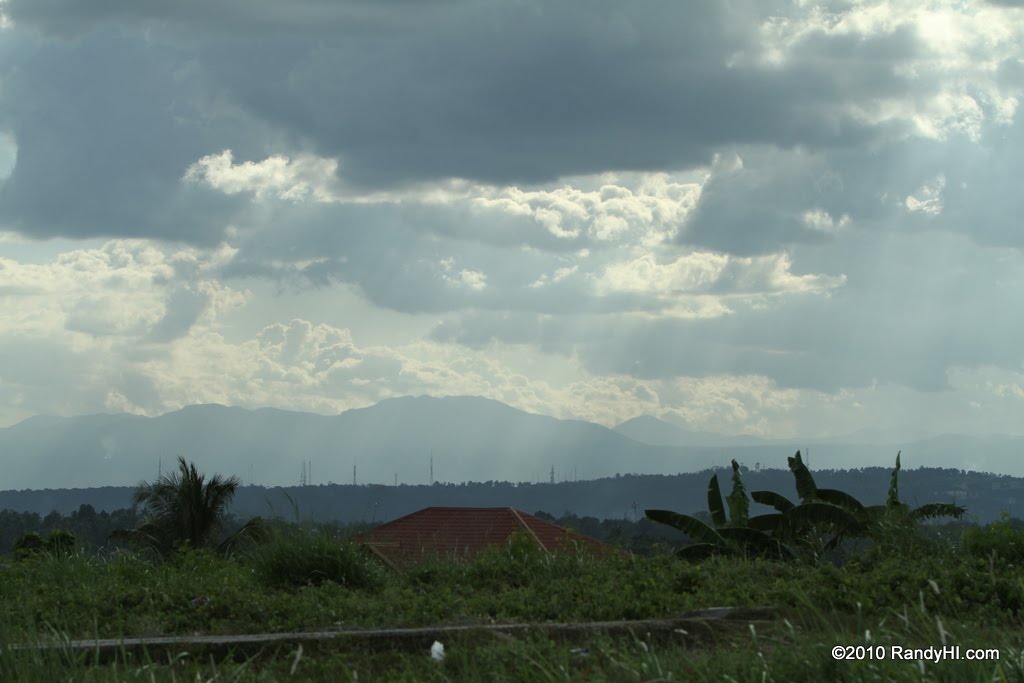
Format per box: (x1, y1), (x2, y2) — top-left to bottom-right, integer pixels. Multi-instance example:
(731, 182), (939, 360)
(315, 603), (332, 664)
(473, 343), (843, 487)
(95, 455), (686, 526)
(431, 640), (445, 662)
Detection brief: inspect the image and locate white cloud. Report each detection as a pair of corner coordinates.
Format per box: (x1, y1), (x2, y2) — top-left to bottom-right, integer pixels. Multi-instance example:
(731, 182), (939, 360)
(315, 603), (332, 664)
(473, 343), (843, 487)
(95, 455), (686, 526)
(470, 175), (703, 246)
(593, 251), (845, 301)
(184, 150), (339, 202)
(438, 257), (487, 291)
(750, 0), (1024, 142)
(529, 265), (578, 289)
(905, 174), (946, 215)
(0, 241), (245, 341)
(802, 209), (850, 234)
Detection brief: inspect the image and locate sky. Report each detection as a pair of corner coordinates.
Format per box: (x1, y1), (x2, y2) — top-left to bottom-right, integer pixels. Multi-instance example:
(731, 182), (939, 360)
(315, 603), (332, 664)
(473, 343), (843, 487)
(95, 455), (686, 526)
(0, 0), (1023, 439)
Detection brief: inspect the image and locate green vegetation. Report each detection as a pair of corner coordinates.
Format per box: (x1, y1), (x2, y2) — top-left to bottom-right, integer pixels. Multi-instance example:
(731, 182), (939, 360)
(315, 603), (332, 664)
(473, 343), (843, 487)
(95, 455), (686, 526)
(1, 515), (1023, 680)
(1, 458), (1022, 680)
(111, 456), (267, 557)
(246, 525), (385, 591)
(648, 452), (965, 563)
(12, 529), (75, 559)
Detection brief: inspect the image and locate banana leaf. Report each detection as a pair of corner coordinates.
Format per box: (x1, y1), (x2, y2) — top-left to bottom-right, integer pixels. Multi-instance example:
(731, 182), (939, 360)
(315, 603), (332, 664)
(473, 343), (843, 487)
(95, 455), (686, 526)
(726, 460), (750, 526)
(751, 490), (795, 512)
(748, 513), (784, 532)
(676, 543), (723, 561)
(787, 451), (818, 503)
(645, 509), (726, 545)
(887, 451), (902, 508)
(815, 488), (867, 515)
(707, 474), (727, 527)
(910, 502), (966, 521)
(719, 527), (795, 560)
(782, 502), (865, 535)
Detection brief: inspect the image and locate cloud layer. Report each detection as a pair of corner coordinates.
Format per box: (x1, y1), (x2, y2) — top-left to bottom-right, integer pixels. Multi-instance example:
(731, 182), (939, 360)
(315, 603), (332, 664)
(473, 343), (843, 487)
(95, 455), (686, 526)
(1, 1), (1023, 445)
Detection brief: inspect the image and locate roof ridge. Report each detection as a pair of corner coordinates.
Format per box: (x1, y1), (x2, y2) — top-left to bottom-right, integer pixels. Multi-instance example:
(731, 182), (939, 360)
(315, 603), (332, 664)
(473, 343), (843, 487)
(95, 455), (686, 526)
(509, 508), (548, 552)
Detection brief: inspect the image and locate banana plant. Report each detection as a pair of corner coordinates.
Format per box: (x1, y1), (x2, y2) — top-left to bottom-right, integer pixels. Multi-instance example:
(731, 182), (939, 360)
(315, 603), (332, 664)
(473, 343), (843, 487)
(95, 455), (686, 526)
(751, 451), (965, 559)
(646, 460), (793, 561)
(878, 452), (966, 522)
(748, 451), (867, 560)
(649, 451), (966, 564)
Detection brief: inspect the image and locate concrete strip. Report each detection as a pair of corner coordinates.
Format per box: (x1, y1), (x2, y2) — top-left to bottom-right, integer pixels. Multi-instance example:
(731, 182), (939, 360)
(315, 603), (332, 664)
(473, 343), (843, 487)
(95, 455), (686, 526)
(12, 606), (776, 663)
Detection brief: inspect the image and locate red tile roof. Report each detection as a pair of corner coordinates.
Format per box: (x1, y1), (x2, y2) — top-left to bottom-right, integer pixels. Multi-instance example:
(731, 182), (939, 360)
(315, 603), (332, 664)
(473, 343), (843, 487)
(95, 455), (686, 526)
(361, 507), (621, 570)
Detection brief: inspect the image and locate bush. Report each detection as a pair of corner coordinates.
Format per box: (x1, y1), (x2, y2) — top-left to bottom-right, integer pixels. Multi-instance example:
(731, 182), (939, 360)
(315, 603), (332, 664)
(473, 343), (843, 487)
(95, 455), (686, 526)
(46, 529), (75, 554)
(246, 530), (384, 591)
(964, 514), (1024, 564)
(13, 532), (44, 557)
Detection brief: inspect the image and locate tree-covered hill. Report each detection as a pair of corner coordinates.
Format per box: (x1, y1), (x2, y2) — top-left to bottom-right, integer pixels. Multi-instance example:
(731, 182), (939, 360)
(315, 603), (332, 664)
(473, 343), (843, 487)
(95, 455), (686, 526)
(1, 465), (1019, 526)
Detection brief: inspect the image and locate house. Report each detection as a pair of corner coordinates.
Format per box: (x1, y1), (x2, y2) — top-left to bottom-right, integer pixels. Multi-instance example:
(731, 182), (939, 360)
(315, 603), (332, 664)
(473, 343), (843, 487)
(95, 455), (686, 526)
(361, 506), (621, 570)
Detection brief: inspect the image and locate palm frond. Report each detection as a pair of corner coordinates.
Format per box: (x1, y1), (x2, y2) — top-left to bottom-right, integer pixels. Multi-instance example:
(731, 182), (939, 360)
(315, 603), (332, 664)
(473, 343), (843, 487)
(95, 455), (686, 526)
(123, 456), (242, 555)
(217, 517), (270, 556)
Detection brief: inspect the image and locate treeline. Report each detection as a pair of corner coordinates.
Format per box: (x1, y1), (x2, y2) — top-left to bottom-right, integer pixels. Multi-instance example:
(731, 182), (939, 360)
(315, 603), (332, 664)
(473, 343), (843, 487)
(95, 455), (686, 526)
(0, 505), (692, 557)
(0, 505), (138, 554)
(2, 502), (990, 558)
(533, 511), (692, 554)
(0, 503), (378, 555)
(3, 466), (1023, 526)
(0, 503), (689, 556)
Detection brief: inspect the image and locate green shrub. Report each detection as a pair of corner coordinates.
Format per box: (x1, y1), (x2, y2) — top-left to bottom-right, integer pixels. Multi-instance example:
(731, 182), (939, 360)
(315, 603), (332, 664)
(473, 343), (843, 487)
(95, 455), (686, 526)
(246, 531), (385, 591)
(13, 532), (44, 558)
(963, 514), (1024, 564)
(45, 529), (75, 554)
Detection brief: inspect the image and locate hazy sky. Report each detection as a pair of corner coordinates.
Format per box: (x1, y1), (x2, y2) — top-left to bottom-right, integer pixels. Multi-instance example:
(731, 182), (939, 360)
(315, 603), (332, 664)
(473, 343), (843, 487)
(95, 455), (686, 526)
(1, 0), (1023, 438)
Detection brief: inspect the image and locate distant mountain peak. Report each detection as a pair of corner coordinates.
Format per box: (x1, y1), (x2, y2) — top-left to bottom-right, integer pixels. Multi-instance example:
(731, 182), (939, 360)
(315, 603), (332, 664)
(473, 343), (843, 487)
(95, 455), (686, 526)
(616, 415), (672, 428)
(613, 415), (768, 448)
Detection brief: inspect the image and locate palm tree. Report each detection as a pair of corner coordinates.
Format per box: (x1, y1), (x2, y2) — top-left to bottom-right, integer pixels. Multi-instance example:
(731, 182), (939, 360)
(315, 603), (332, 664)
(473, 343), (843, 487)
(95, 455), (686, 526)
(114, 456), (263, 556)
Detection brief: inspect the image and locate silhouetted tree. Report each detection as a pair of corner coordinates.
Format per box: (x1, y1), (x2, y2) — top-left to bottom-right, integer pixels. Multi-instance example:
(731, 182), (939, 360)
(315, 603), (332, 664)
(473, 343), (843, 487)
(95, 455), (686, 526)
(113, 456), (264, 556)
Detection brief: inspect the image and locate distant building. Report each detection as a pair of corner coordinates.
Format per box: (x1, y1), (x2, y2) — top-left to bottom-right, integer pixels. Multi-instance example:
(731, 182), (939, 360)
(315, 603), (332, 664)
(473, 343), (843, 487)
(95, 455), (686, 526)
(360, 506), (621, 570)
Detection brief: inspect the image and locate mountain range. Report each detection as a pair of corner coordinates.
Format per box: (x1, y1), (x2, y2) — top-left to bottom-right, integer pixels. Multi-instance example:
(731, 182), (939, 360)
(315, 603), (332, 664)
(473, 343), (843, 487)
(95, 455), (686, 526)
(2, 395), (1023, 490)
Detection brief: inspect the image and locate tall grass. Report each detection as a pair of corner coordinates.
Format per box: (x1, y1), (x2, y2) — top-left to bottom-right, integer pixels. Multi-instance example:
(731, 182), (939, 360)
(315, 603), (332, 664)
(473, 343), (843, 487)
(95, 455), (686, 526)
(245, 527), (385, 591)
(2, 516), (1024, 680)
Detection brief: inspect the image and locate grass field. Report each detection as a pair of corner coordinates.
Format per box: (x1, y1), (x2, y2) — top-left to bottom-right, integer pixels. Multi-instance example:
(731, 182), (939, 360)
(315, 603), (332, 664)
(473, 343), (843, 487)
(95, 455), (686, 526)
(2, 519), (1023, 681)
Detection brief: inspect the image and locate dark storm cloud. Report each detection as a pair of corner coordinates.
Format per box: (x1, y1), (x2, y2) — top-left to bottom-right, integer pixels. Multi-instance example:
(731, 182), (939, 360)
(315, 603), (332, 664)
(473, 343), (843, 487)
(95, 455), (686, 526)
(680, 140), (945, 255)
(0, 0), (902, 231)
(1, 0), (456, 38)
(0, 29), (269, 243)
(181, 1), (891, 189)
(3, 0), (1007, 255)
